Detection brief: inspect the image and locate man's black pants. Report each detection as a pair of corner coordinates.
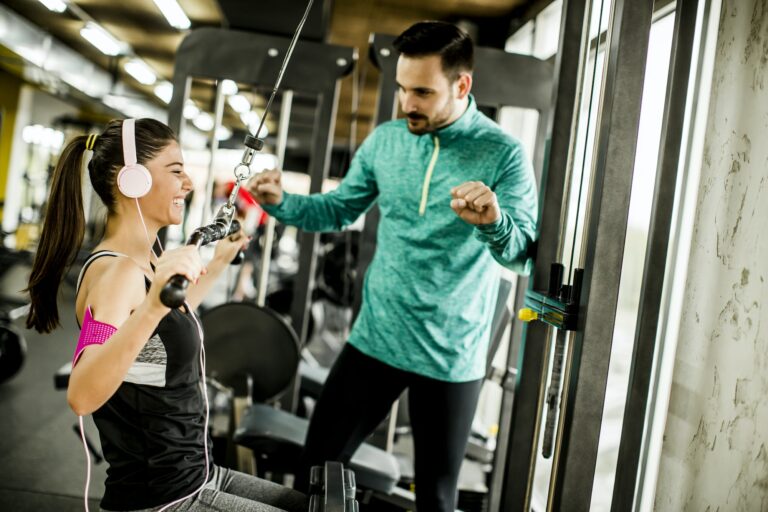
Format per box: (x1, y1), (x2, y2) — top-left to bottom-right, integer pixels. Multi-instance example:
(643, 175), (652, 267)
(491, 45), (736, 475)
(296, 344), (483, 512)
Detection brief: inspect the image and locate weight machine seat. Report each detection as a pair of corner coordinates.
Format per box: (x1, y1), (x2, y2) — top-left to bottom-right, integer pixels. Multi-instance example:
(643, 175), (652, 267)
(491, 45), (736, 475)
(234, 403), (400, 495)
(299, 361), (330, 399)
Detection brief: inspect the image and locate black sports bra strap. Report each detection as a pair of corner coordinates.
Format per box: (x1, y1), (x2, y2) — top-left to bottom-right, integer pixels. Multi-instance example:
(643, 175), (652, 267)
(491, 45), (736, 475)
(75, 250), (127, 295)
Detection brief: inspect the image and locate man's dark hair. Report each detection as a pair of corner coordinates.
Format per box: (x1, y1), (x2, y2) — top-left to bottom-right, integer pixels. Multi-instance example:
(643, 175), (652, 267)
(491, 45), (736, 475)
(393, 21), (474, 81)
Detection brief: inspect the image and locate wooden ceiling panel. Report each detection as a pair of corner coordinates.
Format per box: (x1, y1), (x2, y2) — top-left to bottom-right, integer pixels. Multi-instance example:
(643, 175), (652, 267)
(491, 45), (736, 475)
(382, 0), (528, 16)
(79, 0), (172, 32)
(177, 0), (222, 24)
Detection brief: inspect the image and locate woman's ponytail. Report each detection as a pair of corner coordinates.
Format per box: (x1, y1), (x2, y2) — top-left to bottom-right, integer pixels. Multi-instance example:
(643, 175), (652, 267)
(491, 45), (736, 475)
(26, 135), (89, 333)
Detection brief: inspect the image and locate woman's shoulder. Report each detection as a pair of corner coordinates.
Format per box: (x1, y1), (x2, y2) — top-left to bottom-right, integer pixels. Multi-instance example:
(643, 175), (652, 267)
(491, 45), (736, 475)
(80, 253), (147, 309)
(84, 250), (143, 279)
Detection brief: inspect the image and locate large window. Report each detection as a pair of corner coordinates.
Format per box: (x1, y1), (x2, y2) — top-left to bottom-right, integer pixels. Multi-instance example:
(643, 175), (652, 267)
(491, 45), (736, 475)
(590, 9), (676, 511)
(636, 0), (723, 509)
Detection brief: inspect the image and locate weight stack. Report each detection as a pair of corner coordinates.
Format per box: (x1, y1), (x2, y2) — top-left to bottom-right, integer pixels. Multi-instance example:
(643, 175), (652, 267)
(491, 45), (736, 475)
(308, 461), (358, 512)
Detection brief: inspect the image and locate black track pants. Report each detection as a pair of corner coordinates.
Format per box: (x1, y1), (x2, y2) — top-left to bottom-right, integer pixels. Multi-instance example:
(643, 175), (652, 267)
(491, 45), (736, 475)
(296, 344), (483, 512)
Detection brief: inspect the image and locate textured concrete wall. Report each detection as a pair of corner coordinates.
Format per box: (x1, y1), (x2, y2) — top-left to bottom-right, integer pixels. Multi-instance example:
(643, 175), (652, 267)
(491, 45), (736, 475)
(654, 1), (768, 510)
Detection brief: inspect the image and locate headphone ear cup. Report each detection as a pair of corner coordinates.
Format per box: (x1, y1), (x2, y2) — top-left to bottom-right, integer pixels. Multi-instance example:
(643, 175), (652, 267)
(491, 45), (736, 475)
(117, 164), (152, 198)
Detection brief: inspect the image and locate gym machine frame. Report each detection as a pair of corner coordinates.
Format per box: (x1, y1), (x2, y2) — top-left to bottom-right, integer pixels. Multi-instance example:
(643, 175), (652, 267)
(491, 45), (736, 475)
(494, 0), (590, 509)
(496, 0), (702, 509)
(167, 27), (354, 408)
(497, 0), (656, 508)
(547, 0), (655, 507)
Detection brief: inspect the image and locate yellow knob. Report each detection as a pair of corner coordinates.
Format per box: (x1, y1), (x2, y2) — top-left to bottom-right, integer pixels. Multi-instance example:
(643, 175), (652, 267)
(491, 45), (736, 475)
(518, 308), (539, 323)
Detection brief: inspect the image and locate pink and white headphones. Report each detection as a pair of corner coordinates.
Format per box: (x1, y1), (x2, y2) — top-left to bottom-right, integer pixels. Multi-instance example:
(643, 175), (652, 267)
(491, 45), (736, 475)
(117, 119), (153, 198)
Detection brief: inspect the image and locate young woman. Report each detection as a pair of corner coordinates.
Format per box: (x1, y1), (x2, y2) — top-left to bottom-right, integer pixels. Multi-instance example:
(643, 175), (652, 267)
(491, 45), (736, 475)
(26, 118), (306, 512)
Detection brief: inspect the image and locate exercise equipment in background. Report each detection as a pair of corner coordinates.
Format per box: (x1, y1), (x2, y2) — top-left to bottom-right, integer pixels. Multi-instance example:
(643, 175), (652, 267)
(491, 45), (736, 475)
(0, 316), (26, 385)
(309, 461), (358, 512)
(200, 301), (300, 401)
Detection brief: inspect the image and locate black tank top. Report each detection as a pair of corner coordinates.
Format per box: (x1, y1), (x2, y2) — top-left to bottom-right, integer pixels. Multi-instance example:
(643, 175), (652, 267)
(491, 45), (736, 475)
(76, 251), (213, 511)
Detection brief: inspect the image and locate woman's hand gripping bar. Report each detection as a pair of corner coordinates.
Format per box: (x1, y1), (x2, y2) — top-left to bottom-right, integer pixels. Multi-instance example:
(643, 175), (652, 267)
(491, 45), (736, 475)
(160, 209), (243, 308)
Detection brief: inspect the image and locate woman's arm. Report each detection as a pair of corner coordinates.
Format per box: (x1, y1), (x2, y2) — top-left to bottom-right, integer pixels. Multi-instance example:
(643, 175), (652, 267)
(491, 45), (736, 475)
(67, 247), (203, 416)
(184, 230), (249, 310)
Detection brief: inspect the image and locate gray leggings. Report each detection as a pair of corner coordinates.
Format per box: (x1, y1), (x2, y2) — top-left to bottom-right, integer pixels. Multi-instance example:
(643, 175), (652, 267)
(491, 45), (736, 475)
(105, 465), (307, 512)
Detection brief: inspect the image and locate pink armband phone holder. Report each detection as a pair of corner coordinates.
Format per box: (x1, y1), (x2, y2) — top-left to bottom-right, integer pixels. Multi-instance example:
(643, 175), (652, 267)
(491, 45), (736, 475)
(72, 306), (117, 366)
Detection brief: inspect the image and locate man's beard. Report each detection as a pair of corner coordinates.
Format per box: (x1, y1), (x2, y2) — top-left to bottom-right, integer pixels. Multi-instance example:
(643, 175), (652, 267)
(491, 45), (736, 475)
(405, 98), (455, 135)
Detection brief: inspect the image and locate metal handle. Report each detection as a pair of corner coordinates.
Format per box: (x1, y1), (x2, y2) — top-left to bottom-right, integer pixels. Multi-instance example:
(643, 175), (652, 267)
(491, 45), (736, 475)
(160, 274), (190, 309)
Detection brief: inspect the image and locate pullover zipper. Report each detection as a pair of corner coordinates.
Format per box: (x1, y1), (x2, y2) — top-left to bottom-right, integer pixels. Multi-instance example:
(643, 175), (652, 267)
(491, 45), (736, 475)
(419, 136), (440, 216)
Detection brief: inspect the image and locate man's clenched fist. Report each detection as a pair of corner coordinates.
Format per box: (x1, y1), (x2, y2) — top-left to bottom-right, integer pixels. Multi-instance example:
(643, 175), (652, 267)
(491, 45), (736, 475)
(450, 181), (501, 225)
(247, 169), (283, 205)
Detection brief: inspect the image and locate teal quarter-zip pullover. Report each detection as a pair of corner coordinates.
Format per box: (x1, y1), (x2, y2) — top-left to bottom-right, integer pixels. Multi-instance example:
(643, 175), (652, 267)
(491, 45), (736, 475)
(264, 96), (538, 382)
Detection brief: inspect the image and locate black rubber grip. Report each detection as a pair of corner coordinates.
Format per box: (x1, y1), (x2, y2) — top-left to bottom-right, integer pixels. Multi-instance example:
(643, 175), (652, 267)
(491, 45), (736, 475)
(160, 274), (190, 309)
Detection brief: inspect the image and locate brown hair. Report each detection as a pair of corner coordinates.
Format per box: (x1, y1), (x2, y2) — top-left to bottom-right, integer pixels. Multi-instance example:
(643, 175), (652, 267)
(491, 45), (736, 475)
(26, 118), (176, 333)
(393, 21), (474, 81)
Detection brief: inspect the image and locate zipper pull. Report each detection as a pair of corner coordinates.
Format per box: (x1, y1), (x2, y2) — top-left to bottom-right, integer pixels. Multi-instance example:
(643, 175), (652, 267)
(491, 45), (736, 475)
(418, 136), (441, 216)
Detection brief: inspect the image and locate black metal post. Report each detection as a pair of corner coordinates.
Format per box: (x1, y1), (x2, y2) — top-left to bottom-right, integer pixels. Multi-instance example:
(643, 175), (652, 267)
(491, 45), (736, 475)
(165, 27), (353, 412)
(291, 86), (342, 344)
(492, 0), (589, 509)
(550, 0), (655, 509)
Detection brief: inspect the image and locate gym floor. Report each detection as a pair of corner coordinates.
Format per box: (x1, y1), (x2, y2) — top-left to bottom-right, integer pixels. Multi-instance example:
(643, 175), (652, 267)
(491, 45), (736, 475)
(0, 281), (105, 511)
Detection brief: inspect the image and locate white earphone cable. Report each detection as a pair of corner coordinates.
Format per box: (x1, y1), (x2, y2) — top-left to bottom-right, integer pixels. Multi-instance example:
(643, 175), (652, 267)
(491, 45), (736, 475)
(135, 198), (161, 263)
(79, 416), (92, 512)
(156, 305), (210, 512)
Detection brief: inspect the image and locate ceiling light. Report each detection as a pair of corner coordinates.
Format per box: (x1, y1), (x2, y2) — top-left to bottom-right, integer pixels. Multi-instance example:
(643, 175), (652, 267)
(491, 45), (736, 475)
(227, 94), (250, 113)
(220, 79), (238, 96)
(22, 125), (43, 145)
(216, 126), (232, 141)
(151, 0), (191, 30)
(241, 111), (268, 138)
(124, 58), (157, 85)
(103, 94), (129, 111)
(23, 125), (65, 150)
(39, 0), (67, 13)
(193, 112), (214, 132)
(80, 22), (123, 56)
(154, 82), (173, 103)
(240, 111), (260, 128)
(101, 94), (126, 110)
(124, 104), (151, 119)
(43, 128), (65, 150)
(183, 101), (199, 120)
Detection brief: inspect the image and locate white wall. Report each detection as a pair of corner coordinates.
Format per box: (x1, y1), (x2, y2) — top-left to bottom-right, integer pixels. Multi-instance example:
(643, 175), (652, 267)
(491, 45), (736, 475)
(655, 1), (768, 509)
